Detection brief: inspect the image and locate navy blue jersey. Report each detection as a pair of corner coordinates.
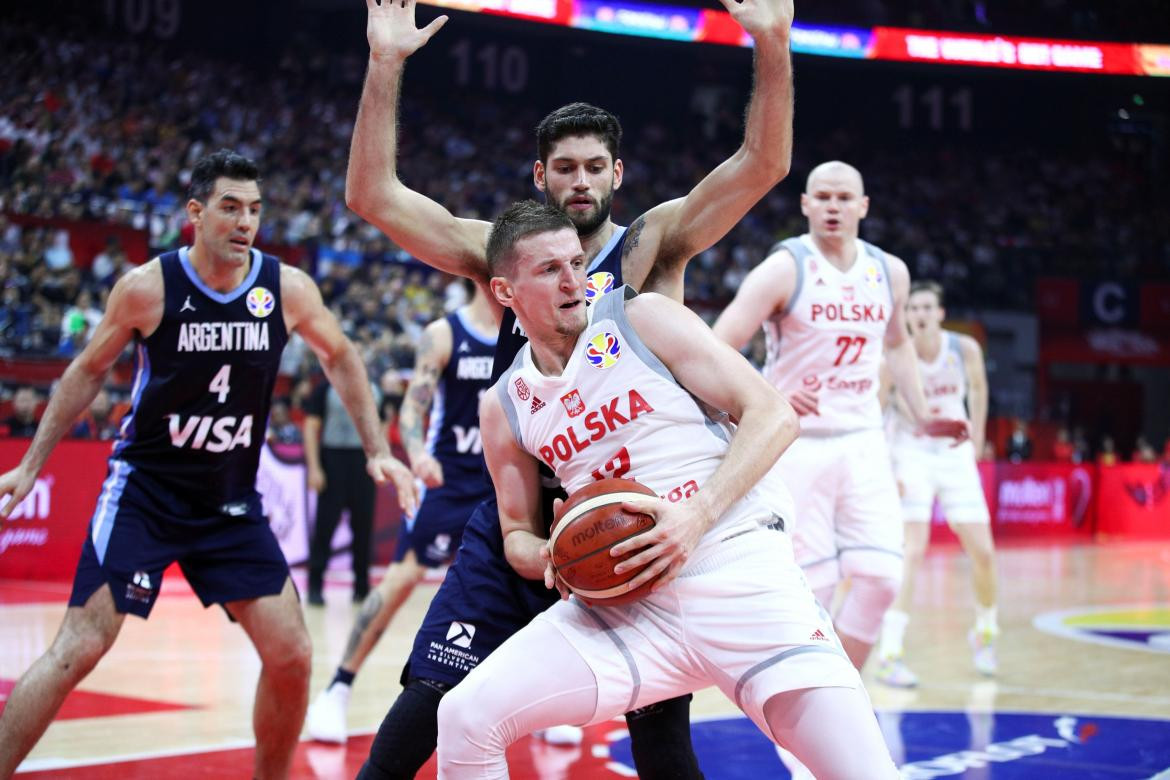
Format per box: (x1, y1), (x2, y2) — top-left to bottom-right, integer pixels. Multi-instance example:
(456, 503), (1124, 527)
(113, 248), (288, 510)
(427, 307), (497, 483)
(489, 226), (628, 384)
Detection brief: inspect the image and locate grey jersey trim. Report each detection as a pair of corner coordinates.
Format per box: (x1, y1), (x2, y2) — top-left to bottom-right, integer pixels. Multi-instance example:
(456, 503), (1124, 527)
(775, 238), (808, 316)
(493, 347), (529, 447)
(573, 600), (642, 713)
(734, 644), (847, 710)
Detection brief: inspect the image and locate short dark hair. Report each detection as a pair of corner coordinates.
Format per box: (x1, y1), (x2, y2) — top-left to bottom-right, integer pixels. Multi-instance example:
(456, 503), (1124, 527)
(909, 279), (945, 306)
(188, 149), (261, 203)
(486, 200), (575, 278)
(536, 103), (622, 164)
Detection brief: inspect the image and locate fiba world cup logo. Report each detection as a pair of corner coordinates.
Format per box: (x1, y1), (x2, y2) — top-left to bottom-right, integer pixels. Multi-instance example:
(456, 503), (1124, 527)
(585, 272), (615, 302)
(246, 287), (274, 318)
(585, 332), (621, 369)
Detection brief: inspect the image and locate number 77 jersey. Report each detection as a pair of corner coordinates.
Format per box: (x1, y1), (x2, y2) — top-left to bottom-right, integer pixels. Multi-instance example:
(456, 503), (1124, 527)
(112, 248), (288, 509)
(494, 287), (793, 542)
(762, 235), (894, 435)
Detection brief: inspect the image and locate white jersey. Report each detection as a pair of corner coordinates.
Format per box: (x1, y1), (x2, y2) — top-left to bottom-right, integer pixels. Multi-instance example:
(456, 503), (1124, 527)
(892, 331), (968, 453)
(762, 234), (894, 435)
(495, 287), (793, 543)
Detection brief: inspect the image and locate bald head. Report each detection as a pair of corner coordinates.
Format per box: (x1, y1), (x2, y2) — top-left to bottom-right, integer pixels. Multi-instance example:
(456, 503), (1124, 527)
(805, 161), (865, 196)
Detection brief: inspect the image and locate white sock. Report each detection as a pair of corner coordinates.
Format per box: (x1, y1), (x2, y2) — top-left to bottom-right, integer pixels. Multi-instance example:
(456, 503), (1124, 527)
(879, 609), (910, 659)
(975, 604), (998, 635)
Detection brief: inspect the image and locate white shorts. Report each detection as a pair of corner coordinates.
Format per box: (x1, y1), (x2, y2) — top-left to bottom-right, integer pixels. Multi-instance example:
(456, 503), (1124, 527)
(537, 528), (861, 735)
(891, 439), (990, 525)
(772, 428), (903, 590)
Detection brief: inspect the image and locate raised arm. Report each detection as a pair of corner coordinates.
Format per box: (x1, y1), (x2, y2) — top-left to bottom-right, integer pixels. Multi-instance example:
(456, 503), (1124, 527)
(960, 334), (988, 458)
(628, 0), (794, 294)
(282, 264), (417, 512)
(479, 388), (546, 581)
(612, 293), (799, 590)
(711, 248), (795, 350)
(346, 0), (492, 282)
(0, 263), (161, 518)
(398, 317), (452, 487)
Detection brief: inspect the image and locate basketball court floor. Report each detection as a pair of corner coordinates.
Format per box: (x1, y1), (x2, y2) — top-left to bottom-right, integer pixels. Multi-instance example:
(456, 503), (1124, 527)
(3, 540), (1169, 778)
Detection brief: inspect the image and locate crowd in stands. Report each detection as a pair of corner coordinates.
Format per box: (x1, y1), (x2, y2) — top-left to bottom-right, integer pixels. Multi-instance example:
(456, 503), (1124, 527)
(1, 15), (1168, 454)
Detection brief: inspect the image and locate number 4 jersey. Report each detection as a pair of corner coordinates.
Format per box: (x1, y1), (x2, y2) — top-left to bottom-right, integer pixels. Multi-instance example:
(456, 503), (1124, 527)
(762, 234), (894, 435)
(494, 287), (793, 543)
(112, 248), (288, 509)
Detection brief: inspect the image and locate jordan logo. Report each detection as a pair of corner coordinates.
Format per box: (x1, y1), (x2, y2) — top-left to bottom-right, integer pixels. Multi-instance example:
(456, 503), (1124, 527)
(181, 295), (197, 313)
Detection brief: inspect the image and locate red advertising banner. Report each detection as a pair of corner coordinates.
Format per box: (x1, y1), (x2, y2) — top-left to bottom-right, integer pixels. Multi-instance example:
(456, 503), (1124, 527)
(0, 440), (111, 581)
(1096, 463), (1170, 539)
(931, 462), (1096, 543)
(870, 27), (1140, 75)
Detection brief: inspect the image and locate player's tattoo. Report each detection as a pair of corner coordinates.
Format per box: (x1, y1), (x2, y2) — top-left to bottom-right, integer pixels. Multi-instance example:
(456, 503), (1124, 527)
(621, 214), (647, 259)
(342, 591), (385, 664)
(399, 326), (445, 460)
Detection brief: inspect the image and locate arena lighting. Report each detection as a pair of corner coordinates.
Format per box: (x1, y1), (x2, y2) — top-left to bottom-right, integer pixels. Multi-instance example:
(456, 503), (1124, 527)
(418, 0), (1170, 77)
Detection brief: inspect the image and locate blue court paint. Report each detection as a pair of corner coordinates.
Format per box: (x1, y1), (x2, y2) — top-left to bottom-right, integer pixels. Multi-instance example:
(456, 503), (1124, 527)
(605, 711), (1170, 778)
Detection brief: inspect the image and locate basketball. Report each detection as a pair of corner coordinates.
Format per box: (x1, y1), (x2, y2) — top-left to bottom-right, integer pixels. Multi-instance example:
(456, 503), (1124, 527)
(549, 478), (657, 606)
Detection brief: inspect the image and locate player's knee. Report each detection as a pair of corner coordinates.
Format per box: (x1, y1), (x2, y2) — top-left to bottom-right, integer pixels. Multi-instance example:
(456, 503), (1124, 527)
(50, 630), (111, 678)
(260, 626), (312, 679)
(835, 575), (900, 643)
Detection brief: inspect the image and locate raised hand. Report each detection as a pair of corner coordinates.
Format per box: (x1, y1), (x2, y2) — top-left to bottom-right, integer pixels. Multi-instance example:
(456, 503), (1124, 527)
(366, 0), (449, 63)
(714, 0), (794, 39)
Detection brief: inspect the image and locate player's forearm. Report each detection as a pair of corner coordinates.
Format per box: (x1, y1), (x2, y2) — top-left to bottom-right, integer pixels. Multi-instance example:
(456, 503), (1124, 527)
(321, 345), (391, 460)
(887, 339), (930, 425)
(345, 55), (407, 218)
(397, 399), (428, 465)
(739, 32), (793, 183)
(694, 396), (798, 526)
(302, 418), (323, 471)
(502, 528), (547, 580)
(968, 383), (988, 454)
(19, 362), (106, 475)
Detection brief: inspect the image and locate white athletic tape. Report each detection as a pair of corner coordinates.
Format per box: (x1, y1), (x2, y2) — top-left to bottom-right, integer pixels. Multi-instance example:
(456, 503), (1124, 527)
(548, 490), (655, 551)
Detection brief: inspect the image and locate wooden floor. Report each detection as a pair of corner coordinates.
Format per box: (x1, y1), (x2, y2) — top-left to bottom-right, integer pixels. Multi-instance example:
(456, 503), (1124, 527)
(2, 540), (1169, 778)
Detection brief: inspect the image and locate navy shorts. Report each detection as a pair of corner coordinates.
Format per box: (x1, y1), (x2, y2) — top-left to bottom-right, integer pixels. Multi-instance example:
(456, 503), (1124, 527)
(69, 459), (290, 618)
(403, 496), (558, 687)
(394, 477), (491, 568)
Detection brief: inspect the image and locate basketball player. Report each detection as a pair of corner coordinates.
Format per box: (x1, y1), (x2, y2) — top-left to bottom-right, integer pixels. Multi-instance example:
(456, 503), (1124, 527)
(0, 150), (416, 780)
(433, 200), (898, 779)
(347, 0), (796, 775)
(712, 161), (968, 673)
(876, 281), (998, 687)
(307, 283), (496, 743)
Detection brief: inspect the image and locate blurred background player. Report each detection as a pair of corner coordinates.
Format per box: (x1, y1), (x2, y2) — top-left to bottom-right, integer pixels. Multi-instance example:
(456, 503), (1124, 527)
(303, 371), (388, 605)
(345, 0), (795, 775)
(0, 149), (415, 780)
(307, 282), (496, 743)
(877, 280), (998, 687)
(714, 161), (966, 672)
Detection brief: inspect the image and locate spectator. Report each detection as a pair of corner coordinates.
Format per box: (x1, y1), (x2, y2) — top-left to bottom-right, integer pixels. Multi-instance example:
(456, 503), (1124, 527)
(4, 386), (41, 437)
(1005, 418), (1033, 463)
(70, 388), (121, 440)
(1131, 436), (1157, 464)
(1098, 436), (1118, 466)
(1052, 426), (1075, 462)
(266, 398), (303, 445)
